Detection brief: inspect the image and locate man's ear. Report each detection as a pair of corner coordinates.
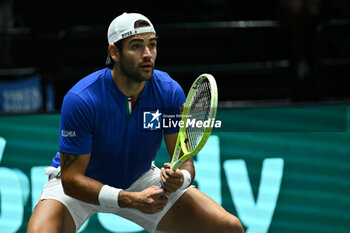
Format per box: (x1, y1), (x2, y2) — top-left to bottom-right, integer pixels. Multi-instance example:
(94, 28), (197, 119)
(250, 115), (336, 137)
(108, 44), (120, 62)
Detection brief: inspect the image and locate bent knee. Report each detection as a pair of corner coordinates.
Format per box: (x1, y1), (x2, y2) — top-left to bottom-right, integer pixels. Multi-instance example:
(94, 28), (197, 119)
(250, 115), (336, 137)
(27, 220), (56, 233)
(27, 200), (75, 233)
(224, 215), (244, 233)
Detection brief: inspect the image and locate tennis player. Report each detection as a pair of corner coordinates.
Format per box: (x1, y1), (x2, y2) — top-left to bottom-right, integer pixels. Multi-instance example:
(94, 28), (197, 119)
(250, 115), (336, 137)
(27, 12), (244, 233)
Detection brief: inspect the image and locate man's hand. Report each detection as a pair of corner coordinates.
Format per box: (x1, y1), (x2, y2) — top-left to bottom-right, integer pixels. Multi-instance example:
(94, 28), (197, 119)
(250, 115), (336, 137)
(120, 186), (168, 214)
(160, 163), (184, 195)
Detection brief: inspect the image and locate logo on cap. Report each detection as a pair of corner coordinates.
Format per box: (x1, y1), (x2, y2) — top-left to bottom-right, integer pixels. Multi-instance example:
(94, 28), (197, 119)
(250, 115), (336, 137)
(122, 31), (133, 38)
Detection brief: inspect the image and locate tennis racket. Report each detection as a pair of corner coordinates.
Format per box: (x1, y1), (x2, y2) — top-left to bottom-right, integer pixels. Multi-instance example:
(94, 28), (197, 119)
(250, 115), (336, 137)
(161, 73), (218, 186)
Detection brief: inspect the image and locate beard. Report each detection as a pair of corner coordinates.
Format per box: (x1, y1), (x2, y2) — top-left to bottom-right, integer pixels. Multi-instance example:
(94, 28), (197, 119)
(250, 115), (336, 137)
(119, 55), (154, 83)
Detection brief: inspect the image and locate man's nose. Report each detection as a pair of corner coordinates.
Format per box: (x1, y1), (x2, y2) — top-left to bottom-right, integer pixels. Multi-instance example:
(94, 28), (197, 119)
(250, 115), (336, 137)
(142, 46), (152, 59)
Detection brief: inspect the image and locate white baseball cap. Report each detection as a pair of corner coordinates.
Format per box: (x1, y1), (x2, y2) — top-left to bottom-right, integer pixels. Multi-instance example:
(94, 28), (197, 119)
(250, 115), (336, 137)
(106, 12), (156, 66)
(107, 12), (156, 45)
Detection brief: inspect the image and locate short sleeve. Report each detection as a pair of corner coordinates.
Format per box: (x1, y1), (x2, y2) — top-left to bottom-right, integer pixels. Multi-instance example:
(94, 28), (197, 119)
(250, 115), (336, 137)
(59, 93), (94, 154)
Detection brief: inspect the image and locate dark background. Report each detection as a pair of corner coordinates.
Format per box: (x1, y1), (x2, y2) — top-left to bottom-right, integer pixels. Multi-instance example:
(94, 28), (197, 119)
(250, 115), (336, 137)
(1, 0), (350, 111)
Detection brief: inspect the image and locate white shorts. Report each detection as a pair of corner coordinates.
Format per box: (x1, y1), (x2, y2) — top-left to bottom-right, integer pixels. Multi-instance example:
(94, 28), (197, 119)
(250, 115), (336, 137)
(38, 165), (192, 233)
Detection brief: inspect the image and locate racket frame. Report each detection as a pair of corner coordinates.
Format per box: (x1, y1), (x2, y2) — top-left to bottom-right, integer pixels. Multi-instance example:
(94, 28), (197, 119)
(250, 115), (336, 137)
(170, 73), (218, 170)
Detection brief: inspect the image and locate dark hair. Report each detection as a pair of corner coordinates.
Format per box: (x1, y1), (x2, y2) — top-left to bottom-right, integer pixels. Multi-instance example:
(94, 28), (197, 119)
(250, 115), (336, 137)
(106, 40), (122, 69)
(134, 19), (151, 28)
(106, 19), (151, 69)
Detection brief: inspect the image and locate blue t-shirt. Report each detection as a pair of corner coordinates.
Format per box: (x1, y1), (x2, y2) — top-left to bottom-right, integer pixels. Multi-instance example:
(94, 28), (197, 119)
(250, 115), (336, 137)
(51, 68), (186, 189)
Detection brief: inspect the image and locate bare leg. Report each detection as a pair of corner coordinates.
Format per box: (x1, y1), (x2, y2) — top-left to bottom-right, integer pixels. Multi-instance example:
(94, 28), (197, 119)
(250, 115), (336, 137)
(27, 199), (76, 233)
(157, 188), (244, 233)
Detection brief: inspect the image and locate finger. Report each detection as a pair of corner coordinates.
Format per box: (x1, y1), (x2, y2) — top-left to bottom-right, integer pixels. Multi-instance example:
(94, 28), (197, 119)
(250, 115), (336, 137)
(164, 183), (181, 192)
(152, 188), (167, 196)
(163, 181), (182, 190)
(164, 168), (174, 175)
(155, 203), (167, 213)
(166, 181), (180, 189)
(160, 170), (171, 184)
(161, 176), (181, 189)
(159, 195), (168, 202)
(165, 169), (180, 178)
(151, 185), (160, 189)
(162, 182), (179, 193)
(157, 201), (168, 210)
(163, 189), (171, 195)
(158, 182), (173, 194)
(165, 168), (183, 179)
(159, 195), (168, 206)
(162, 173), (183, 184)
(163, 163), (171, 168)
(163, 187), (176, 194)
(160, 175), (167, 186)
(164, 174), (183, 183)
(166, 169), (183, 178)
(161, 168), (169, 179)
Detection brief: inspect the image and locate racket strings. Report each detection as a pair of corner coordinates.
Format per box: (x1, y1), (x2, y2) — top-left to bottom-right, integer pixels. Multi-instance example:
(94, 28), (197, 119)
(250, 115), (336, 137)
(185, 79), (211, 152)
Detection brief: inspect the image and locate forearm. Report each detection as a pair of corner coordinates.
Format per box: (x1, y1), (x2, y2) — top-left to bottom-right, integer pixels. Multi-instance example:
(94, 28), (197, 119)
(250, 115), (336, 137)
(59, 153), (162, 210)
(179, 157), (195, 184)
(62, 174), (138, 208)
(61, 173), (104, 205)
(60, 152), (110, 206)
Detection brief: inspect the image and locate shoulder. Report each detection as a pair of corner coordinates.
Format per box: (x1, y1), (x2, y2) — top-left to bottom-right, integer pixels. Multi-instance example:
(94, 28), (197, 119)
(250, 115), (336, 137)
(152, 69), (176, 84)
(152, 69), (183, 94)
(61, 68), (109, 113)
(68, 68), (108, 96)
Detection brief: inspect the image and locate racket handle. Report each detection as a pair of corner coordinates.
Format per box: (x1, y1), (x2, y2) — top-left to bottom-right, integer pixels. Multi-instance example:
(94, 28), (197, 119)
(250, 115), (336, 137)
(158, 184), (167, 198)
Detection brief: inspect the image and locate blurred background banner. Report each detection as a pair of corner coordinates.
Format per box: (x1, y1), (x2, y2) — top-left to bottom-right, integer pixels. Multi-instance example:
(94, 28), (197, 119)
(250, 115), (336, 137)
(0, 74), (42, 111)
(0, 106), (349, 233)
(1, 0), (350, 232)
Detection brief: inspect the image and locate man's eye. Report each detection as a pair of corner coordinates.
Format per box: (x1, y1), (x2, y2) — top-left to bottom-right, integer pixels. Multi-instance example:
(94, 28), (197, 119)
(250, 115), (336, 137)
(149, 43), (157, 48)
(131, 44), (141, 49)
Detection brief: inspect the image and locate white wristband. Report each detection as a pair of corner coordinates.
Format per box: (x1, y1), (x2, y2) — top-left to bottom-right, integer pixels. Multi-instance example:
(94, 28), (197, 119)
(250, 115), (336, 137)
(180, 169), (192, 190)
(98, 185), (122, 208)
